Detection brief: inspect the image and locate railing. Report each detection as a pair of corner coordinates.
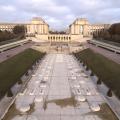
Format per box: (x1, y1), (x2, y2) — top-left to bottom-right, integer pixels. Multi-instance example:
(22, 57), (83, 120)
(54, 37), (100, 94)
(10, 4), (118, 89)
(0, 39), (31, 52)
(88, 40), (120, 53)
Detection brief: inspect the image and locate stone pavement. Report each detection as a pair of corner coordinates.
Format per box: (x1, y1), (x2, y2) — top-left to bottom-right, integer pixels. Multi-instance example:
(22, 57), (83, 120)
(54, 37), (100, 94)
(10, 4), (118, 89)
(3, 54), (118, 120)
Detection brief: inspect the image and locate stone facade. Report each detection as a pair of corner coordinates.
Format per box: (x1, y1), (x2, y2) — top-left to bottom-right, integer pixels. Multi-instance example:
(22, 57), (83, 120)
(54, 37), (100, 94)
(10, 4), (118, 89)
(0, 17), (110, 42)
(0, 23), (22, 32)
(36, 34), (83, 42)
(26, 17), (49, 35)
(0, 17), (49, 35)
(69, 18), (110, 37)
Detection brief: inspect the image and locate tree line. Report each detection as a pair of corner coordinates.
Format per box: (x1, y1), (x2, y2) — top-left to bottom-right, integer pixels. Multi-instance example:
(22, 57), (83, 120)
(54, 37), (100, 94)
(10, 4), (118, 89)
(0, 25), (26, 42)
(93, 23), (120, 43)
(49, 30), (66, 34)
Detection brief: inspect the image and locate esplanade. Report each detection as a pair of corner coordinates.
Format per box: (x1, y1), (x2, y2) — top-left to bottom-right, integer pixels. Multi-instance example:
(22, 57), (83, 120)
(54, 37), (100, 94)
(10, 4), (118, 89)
(0, 17), (110, 42)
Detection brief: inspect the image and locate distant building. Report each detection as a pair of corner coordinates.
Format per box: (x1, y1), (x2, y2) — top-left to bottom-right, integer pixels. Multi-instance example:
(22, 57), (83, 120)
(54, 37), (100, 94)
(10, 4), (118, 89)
(26, 17), (49, 35)
(0, 17), (110, 42)
(69, 18), (110, 37)
(0, 17), (49, 36)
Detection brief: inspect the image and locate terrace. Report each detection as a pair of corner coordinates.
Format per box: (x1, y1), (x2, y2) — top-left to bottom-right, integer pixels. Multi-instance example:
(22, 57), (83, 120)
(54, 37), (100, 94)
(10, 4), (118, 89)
(3, 54), (118, 120)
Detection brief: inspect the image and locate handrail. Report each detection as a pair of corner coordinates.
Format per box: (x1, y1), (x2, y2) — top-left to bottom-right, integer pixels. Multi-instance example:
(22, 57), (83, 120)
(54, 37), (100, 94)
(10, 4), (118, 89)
(0, 39), (30, 52)
(88, 40), (120, 53)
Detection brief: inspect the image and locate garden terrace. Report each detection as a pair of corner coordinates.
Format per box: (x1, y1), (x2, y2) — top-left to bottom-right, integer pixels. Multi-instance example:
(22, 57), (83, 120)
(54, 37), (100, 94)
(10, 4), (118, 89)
(0, 48), (45, 99)
(73, 48), (120, 99)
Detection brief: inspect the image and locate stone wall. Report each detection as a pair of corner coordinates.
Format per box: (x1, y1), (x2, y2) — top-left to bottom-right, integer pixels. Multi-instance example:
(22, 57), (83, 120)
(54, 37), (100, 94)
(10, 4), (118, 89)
(35, 34), (85, 42)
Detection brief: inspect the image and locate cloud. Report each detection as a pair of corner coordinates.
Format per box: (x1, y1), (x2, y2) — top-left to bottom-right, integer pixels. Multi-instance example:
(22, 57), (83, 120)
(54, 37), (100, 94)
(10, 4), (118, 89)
(16, 0), (70, 16)
(0, 0), (120, 30)
(0, 5), (16, 12)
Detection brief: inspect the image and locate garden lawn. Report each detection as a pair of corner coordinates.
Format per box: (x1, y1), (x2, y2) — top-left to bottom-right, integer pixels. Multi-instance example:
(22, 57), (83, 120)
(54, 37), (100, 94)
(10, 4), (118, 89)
(0, 48), (45, 99)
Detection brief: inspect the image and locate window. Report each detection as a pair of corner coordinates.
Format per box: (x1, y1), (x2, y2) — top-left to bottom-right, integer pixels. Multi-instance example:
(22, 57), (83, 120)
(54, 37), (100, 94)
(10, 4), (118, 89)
(80, 25), (83, 34)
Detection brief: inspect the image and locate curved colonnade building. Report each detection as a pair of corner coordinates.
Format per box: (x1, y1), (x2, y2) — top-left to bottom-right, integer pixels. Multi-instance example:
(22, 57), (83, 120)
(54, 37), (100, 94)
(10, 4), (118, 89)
(0, 17), (110, 42)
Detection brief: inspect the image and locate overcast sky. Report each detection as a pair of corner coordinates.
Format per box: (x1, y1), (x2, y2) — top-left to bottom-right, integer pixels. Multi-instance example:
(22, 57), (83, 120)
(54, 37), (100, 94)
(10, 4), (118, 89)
(0, 0), (120, 30)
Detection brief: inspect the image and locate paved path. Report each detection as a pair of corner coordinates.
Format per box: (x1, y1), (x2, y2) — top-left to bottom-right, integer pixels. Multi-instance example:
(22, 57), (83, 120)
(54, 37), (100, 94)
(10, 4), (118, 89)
(0, 42), (33, 63)
(3, 54), (118, 120)
(87, 43), (120, 64)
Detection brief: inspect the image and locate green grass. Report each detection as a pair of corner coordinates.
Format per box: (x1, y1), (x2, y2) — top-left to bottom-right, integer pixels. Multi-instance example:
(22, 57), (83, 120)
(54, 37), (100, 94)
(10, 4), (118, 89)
(73, 48), (120, 99)
(0, 48), (45, 99)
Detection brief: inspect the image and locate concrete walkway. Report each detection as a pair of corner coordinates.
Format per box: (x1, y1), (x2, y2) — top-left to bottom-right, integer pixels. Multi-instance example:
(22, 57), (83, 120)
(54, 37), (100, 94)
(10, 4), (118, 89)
(3, 54), (118, 120)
